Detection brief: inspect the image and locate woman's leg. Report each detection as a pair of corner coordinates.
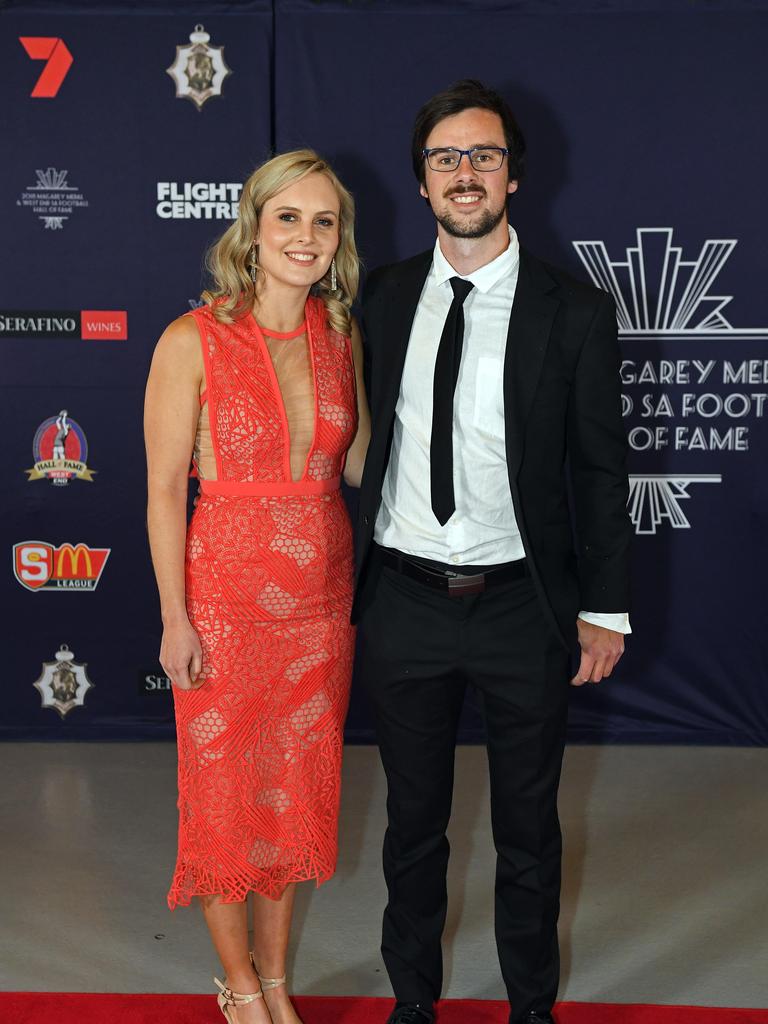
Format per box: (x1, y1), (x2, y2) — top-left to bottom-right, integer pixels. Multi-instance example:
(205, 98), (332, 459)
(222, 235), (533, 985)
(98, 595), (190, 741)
(201, 895), (271, 1024)
(251, 883), (303, 1024)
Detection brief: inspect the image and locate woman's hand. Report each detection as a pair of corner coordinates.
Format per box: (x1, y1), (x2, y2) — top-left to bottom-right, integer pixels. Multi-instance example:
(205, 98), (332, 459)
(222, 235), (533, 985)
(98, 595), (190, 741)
(160, 619), (204, 690)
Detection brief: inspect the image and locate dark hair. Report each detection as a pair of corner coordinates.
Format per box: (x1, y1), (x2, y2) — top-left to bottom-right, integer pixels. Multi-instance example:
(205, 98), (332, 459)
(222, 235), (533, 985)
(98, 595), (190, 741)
(411, 79), (526, 186)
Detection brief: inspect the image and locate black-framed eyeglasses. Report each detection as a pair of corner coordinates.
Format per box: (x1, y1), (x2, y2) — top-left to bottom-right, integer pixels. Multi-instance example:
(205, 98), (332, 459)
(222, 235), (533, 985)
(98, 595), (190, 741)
(422, 146), (509, 172)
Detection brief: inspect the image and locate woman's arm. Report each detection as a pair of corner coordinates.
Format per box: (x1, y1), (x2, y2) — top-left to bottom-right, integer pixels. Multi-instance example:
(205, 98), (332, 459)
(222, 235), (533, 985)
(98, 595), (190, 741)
(144, 315), (204, 690)
(342, 317), (371, 488)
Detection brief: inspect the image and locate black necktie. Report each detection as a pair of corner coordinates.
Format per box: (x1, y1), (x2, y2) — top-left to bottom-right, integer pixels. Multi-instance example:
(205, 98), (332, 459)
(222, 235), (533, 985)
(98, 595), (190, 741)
(430, 276), (474, 525)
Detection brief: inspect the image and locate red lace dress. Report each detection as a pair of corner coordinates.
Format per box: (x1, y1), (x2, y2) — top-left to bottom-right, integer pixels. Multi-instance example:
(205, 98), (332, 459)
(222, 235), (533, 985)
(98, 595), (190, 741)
(168, 296), (357, 908)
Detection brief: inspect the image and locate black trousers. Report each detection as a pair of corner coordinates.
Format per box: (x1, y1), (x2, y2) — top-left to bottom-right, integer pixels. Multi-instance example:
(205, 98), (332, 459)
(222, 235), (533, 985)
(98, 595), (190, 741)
(356, 557), (570, 1019)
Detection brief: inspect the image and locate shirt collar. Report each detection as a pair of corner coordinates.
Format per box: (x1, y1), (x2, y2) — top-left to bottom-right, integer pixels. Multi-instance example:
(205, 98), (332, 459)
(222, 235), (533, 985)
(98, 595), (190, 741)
(432, 224), (520, 294)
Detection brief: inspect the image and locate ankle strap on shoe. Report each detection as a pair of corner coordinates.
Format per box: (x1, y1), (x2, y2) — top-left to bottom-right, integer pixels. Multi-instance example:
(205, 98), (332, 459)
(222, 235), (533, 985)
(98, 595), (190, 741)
(214, 977), (264, 1005)
(248, 952), (286, 991)
(258, 974), (286, 991)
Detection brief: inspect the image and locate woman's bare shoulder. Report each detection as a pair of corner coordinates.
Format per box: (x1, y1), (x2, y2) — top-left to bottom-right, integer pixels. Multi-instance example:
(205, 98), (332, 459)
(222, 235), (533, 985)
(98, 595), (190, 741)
(149, 313), (207, 386)
(156, 312), (204, 353)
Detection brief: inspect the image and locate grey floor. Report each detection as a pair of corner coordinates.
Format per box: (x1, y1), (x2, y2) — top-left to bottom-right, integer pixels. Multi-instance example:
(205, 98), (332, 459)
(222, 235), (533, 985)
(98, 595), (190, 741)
(0, 743), (766, 1008)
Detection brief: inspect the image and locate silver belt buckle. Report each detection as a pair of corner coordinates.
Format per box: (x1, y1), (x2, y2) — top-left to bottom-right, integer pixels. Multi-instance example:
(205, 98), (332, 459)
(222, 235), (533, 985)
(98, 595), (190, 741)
(447, 573), (485, 596)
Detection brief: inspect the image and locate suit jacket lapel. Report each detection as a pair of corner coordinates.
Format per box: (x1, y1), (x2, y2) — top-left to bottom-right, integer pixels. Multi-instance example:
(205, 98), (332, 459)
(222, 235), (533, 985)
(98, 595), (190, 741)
(504, 249), (560, 480)
(373, 250), (433, 439)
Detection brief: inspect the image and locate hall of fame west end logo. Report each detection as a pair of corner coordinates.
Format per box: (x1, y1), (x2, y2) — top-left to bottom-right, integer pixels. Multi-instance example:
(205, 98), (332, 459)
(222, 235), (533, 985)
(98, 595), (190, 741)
(26, 411), (95, 486)
(572, 228), (768, 535)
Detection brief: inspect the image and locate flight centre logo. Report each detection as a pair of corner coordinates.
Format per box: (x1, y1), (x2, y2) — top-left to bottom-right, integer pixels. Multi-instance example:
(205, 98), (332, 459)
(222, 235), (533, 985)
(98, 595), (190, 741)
(34, 644), (93, 719)
(167, 24), (232, 110)
(156, 181), (241, 220)
(572, 227), (768, 535)
(27, 411), (95, 486)
(17, 168), (88, 230)
(0, 310), (127, 340)
(13, 541), (110, 592)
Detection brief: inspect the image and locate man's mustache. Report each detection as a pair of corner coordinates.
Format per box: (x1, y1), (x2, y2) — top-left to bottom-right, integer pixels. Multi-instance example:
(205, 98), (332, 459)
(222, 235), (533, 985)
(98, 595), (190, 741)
(444, 184), (487, 198)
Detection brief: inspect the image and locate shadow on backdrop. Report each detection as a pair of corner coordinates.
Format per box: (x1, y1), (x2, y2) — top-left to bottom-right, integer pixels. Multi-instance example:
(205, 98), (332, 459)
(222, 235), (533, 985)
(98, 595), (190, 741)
(502, 81), (571, 271)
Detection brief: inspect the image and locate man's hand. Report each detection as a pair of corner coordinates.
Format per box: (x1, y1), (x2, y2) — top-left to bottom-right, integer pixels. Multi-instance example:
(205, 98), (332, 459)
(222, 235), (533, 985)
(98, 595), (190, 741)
(571, 619), (625, 686)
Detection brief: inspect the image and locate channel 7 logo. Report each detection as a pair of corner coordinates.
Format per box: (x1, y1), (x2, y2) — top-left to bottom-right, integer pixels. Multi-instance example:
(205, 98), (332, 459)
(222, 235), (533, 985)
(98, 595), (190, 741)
(19, 38), (73, 98)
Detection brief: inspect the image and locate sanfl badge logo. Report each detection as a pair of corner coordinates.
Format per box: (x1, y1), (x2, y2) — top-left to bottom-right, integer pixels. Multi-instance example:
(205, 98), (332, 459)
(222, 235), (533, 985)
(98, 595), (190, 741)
(167, 25), (232, 111)
(34, 645), (93, 719)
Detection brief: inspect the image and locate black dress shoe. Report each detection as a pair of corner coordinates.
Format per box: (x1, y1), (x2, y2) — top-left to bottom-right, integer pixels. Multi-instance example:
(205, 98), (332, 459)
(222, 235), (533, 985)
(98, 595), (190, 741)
(512, 1014), (555, 1024)
(385, 1004), (435, 1024)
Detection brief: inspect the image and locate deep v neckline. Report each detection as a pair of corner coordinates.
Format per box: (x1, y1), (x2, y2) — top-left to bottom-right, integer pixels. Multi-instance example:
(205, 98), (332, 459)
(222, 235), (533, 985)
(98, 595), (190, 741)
(250, 306), (319, 484)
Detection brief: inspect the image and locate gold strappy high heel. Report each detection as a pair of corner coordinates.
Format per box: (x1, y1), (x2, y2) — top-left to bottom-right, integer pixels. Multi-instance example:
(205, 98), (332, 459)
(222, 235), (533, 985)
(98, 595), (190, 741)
(248, 954), (302, 1024)
(214, 976), (264, 1023)
(249, 952), (286, 991)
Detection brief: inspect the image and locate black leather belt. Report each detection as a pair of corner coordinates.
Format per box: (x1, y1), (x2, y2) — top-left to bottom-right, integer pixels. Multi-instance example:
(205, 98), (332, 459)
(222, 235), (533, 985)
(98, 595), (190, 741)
(379, 548), (528, 596)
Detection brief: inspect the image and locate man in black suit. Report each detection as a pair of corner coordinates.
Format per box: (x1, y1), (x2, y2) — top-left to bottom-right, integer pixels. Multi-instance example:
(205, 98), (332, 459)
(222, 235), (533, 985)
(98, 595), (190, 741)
(354, 80), (632, 1024)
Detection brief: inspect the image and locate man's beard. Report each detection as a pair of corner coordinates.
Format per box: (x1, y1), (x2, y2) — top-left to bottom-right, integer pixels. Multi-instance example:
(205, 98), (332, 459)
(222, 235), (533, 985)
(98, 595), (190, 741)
(434, 198), (506, 239)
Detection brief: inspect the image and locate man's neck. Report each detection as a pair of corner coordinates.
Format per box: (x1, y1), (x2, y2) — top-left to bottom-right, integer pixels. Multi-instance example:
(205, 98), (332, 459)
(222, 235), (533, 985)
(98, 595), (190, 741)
(436, 221), (510, 276)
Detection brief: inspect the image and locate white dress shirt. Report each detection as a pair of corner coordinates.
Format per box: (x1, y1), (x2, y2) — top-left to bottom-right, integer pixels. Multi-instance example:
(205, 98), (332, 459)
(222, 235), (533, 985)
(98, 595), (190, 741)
(374, 225), (630, 635)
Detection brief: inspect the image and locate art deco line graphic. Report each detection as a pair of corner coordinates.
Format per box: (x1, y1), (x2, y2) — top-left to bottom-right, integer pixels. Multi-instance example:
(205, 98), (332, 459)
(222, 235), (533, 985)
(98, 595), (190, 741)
(628, 475), (722, 535)
(572, 227), (768, 340)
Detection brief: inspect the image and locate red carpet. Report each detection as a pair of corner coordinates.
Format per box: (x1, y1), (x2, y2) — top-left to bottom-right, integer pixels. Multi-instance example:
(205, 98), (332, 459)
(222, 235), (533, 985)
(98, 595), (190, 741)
(1, 995), (764, 1024)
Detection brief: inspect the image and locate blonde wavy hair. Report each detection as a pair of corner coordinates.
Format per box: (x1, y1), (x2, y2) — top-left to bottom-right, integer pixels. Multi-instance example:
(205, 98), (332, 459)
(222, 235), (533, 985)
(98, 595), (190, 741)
(202, 149), (359, 336)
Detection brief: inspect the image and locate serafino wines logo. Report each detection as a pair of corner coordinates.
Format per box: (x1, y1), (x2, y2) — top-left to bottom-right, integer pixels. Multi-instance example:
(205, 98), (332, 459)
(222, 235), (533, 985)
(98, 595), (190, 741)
(0, 310), (127, 340)
(573, 228), (768, 535)
(19, 37), (73, 98)
(139, 670), (173, 695)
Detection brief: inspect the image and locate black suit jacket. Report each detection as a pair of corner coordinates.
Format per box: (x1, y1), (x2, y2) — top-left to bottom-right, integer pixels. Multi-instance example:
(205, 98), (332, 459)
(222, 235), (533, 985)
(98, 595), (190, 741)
(352, 246), (632, 651)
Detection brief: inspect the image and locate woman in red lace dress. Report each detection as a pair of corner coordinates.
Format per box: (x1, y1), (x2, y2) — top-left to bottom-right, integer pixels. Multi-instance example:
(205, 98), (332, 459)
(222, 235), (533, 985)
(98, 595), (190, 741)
(144, 150), (369, 1024)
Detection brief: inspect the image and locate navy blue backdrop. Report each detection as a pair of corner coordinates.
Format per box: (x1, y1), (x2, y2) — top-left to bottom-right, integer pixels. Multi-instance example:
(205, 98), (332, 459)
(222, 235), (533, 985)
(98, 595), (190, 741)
(2, 0), (767, 743)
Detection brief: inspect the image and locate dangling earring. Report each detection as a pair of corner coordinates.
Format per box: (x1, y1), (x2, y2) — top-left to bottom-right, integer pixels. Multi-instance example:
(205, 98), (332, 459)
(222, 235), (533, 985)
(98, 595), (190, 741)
(248, 242), (258, 284)
(330, 257), (337, 292)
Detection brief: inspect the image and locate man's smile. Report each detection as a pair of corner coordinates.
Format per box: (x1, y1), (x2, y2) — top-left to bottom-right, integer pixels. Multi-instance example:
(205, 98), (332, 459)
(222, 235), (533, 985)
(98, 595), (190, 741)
(445, 185), (486, 208)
